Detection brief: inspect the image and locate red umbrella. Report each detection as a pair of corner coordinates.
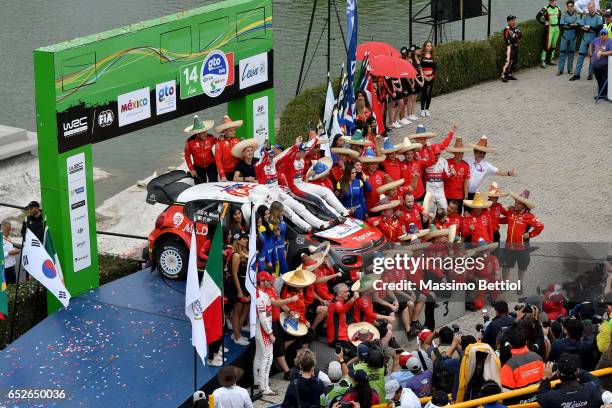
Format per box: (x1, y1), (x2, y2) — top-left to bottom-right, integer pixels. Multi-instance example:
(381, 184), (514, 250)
(368, 55), (417, 78)
(356, 41), (400, 60)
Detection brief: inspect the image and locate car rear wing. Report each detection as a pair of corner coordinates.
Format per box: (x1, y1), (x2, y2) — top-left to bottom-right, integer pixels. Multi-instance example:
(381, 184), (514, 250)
(145, 170), (192, 205)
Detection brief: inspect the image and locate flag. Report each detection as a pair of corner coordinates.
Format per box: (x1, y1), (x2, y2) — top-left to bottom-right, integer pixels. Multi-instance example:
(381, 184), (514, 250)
(200, 224), (223, 344)
(365, 74), (386, 134)
(43, 225), (64, 284)
(245, 206), (258, 338)
(322, 77), (335, 157)
(185, 230), (207, 365)
(22, 229), (71, 308)
(0, 233), (7, 320)
(342, 0), (359, 134)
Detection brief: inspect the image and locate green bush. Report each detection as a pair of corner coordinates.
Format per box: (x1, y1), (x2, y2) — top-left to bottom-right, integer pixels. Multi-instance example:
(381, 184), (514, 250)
(279, 20), (546, 143)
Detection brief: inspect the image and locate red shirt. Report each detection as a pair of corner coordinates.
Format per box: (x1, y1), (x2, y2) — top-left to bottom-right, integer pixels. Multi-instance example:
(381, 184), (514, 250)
(261, 286), (281, 322)
(214, 137), (239, 178)
(373, 216), (404, 242)
(463, 209), (494, 243)
(314, 265), (336, 301)
(364, 169), (386, 210)
(353, 294), (378, 324)
(445, 159), (471, 199)
(500, 208), (544, 250)
(330, 164), (344, 185)
(398, 204), (425, 230)
(404, 156), (435, 198)
(489, 202), (507, 232)
(184, 134), (216, 170)
(254, 151), (277, 185)
(382, 158), (403, 182)
(327, 298), (354, 344)
(281, 287), (308, 324)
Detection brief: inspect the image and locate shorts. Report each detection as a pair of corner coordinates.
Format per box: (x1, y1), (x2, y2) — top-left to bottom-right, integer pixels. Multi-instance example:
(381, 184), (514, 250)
(272, 320), (286, 357)
(226, 275), (250, 302)
(306, 302), (319, 323)
(502, 248), (531, 270)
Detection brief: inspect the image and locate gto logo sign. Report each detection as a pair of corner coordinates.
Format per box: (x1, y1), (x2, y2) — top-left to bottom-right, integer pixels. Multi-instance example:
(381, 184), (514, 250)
(239, 52), (268, 90)
(63, 117), (88, 138)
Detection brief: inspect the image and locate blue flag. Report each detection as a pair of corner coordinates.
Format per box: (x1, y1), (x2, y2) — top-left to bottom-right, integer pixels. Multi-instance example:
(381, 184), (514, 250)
(342, 0), (358, 134)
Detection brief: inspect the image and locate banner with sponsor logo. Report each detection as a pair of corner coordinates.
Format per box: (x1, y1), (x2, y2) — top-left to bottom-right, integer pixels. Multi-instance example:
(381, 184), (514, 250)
(66, 152), (91, 272)
(252, 95), (269, 157)
(239, 52), (268, 90)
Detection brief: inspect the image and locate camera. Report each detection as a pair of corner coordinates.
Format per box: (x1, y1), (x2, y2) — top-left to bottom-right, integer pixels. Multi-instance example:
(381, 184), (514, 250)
(335, 343), (342, 355)
(340, 402), (353, 408)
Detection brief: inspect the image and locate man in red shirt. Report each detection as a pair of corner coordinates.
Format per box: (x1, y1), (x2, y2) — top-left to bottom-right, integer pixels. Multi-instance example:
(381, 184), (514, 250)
(330, 146), (359, 185)
(378, 137), (403, 181)
(402, 139), (435, 201)
(183, 115), (217, 184)
(462, 192), (494, 244)
(327, 283), (359, 348)
(214, 115), (242, 181)
(444, 136), (472, 214)
(500, 190), (544, 293)
(409, 124), (456, 163)
(487, 182), (508, 243)
(368, 197), (406, 242)
(353, 279), (396, 348)
(398, 191), (430, 230)
(436, 200), (463, 233)
(360, 147), (386, 210)
(398, 138), (423, 192)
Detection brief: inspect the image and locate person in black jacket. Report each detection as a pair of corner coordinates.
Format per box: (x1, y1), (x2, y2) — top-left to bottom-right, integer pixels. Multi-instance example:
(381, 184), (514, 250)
(21, 201), (44, 241)
(537, 353), (603, 408)
(482, 300), (516, 348)
(282, 352), (324, 408)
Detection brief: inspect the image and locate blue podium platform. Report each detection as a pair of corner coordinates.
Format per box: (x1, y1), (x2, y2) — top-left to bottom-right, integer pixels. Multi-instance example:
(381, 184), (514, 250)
(0, 269), (249, 408)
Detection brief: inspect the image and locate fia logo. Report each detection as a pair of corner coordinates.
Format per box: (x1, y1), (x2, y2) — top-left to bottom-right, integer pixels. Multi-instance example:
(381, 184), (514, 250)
(98, 110), (114, 127)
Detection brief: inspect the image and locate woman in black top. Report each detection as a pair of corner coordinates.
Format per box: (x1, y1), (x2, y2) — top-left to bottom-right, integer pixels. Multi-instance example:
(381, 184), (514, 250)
(228, 230), (251, 346)
(405, 45), (424, 122)
(420, 40), (436, 117)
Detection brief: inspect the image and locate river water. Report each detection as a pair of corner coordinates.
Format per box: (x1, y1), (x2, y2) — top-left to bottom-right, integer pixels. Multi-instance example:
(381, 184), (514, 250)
(0, 0), (535, 203)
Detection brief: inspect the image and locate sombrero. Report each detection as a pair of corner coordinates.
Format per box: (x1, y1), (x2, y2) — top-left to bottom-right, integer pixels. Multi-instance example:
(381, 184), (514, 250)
(446, 136), (472, 153)
(301, 242), (331, 270)
(331, 147), (360, 159)
(510, 189), (536, 210)
(282, 266), (316, 288)
(487, 182), (508, 198)
(358, 147), (385, 163)
(398, 136), (423, 153)
(472, 238), (499, 253)
(279, 312), (308, 337)
(370, 196), (401, 213)
(184, 115), (214, 135)
(463, 192), (493, 209)
(380, 138), (401, 154)
(470, 135), (496, 153)
(348, 322), (380, 346)
(377, 178), (405, 194)
(422, 224), (450, 241)
(351, 273), (381, 292)
(306, 157), (333, 181)
(214, 115), (243, 133)
(408, 124), (436, 140)
(231, 138), (260, 158)
(342, 129), (372, 146)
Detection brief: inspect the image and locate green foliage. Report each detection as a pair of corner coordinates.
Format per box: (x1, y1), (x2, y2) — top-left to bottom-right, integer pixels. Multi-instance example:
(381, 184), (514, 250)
(279, 20), (546, 141)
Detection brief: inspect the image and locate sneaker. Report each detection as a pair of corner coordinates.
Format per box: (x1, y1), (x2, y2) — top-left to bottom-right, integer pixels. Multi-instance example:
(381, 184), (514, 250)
(408, 115), (418, 121)
(263, 389), (277, 396)
(392, 121), (401, 129)
(388, 337), (401, 349)
(556, 71), (563, 76)
(425, 110), (431, 117)
(208, 354), (223, 366)
(508, 76), (517, 80)
(587, 73), (593, 80)
(420, 110), (426, 117)
(501, 76), (508, 83)
(399, 118), (411, 125)
(233, 335), (250, 346)
(540, 61), (546, 68)
(569, 75), (580, 81)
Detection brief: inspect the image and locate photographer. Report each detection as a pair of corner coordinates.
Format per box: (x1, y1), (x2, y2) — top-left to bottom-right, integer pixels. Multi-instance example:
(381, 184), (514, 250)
(321, 350), (352, 408)
(482, 300), (515, 349)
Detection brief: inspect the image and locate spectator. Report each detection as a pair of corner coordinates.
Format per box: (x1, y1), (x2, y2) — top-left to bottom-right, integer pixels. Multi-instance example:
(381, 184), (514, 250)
(321, 353), (352, 408)
(465, 136), (516, 200)
(384, 379), (421, 408)
(596, 328), (612, 391)
(482, 300), (515, 349)
(570, 1), (603, 81)
(423, 390), (450, 408)
(21, 201), (44, 241)
(282, 351), (325, 408)
(390, 352), (433, 398)
(537, 353), (603, 408)
(351, 342), (386, 402)
(425, 326), (459, 361)
(227, 231), (251, 346)
(2, 220), (19, 284)
(420, 41), (436, 117)
(340, 369), (381, 407)
(478, 380), (507, 408)
(550, 318), (597, 371)
(597, 293), (612, 353)
(501, 15), (521, 82)
(212, 366), (253, 408)
(288, 349), (332, 387)
(589, 29), (612, 100)
(500, 328), (544, 390)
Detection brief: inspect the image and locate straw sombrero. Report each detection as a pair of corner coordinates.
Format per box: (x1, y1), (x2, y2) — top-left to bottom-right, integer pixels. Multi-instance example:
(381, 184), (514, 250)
(463, 192), (493, 209)
(215, 115), (243, 133)
(422, 224), (450, 241)
(231, 138), (260, 158)
(282, 266), (316, 288)
(342, 130), (372, 146)
(348, 322), (380, 346)
(351, 273), (381, 292)
(470, 135), (496, 153)
(446, 136), (472, 153)
(408, 124), (436, 140)
(487, 182), (508, 198)
(370, 196), (401, 213)
(184, 115), (214, 135)
(306, 157), (333, 181)
(301, 242), (331, 270)
(359, 147), (385, 163)
(510, 189), (536, 210)
(279, 312), (308, 337)
(398, 136), (423, 153)
(380, 138), (401, 154)
(377, 178), (405, 194)
(331, 147), (360, 159)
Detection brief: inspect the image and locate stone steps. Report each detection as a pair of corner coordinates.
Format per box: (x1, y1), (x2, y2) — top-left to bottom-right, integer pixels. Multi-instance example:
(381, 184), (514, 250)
(0, 125), (37, 160)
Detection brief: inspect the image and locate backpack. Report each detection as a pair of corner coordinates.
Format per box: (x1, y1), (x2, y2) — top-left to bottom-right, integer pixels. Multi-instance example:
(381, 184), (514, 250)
(431, 347), (455, 394)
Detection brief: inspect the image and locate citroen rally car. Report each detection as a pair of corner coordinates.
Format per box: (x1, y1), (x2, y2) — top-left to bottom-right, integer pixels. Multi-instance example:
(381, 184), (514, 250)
(145, 170), (389, 280)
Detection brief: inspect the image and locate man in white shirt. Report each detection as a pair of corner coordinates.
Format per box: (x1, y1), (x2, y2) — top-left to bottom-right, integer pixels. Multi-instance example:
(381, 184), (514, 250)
(385, 379), (421, 407)
(466, 136), (516, 199)
(212, 366), (253, 408)
(2, 220), (19, 284)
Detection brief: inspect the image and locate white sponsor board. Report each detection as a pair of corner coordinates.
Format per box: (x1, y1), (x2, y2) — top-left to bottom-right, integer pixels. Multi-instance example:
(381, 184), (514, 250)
(117, 87), (151, 127)
(315, 218), (364, 240)
(156, 80), (177, 115)
(239, 52), (268, 90)
(252, 96), (268, 158)
(66, 152), (91, 272)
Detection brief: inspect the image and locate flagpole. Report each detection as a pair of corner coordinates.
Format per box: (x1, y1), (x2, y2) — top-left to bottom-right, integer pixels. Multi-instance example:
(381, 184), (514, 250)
(193, 347), (198, 394)
(296, 0), (319, 96)
(6, 228), (26, 344)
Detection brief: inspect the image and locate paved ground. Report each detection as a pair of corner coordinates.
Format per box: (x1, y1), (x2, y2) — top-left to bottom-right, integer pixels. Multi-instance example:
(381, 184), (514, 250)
(253, 65), (612, 407)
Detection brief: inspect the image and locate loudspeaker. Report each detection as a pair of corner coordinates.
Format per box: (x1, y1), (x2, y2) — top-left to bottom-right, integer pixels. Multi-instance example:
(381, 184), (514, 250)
(431, 0), (482, 22)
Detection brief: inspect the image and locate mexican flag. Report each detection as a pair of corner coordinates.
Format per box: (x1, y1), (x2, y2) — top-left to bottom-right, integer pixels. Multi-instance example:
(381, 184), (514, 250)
(43, 225), (64, 284)
(0, 233), (8, 320)
(200, 223), (223, 344)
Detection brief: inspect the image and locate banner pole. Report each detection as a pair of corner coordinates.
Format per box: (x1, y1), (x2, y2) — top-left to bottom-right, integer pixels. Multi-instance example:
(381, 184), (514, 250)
(7, 229), (26, 344)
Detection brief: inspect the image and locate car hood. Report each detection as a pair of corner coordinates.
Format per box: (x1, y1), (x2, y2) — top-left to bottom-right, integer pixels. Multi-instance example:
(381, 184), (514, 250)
(314, 218), (383, 248)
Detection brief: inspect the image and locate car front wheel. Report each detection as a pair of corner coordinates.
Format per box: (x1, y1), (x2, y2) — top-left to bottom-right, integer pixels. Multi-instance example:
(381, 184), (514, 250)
(155, 241), (188, 280)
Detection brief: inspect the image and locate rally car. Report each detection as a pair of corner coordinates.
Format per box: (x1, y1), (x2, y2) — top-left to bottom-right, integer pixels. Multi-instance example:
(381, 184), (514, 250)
(145, 170), (388, 280)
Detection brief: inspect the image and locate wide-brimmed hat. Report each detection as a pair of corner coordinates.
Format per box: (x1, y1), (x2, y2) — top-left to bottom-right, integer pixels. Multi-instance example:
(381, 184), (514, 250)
(463, 192), (493, 209)
(398, 136), (423, 152)
(281, 266), (316, 288)
(348, 322), (380, 346)
(510, 189), (536, 209)
(377, 175), (405, 194)
(331, 146), (360, 159)
(380, 138), (401, 154)
(351, 273), (381, 292)
(184, 115), (214, 135)
(408, 124), (436, 140)
(446, 136), (472, 153)
(306, 157), (333, 181)
(422, 224), (450, 241)
(370, 196), (401, 213)
(301, 242), (331, 270)
(398, 222), (429, 241)
(214, 115), (243, 133)
(279, 312), (308, 337)
(218, 366), (244, 387)
(231, 138), (260, 158)
(487, 182), (508, 198)
(342, 129), (372, 146)
(470, 135), (496, 153)
(359, 146), (385, 163)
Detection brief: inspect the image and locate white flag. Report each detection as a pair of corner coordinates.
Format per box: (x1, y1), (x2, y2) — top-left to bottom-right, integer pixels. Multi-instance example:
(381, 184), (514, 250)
(185, 230), (207, 365)
(322, 78), (335, 158)
(22, 229), (71, 308)
(245, 206), (258, 338)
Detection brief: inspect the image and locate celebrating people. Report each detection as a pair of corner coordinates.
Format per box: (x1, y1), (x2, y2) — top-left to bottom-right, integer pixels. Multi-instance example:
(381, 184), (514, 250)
(466, 136), (516, 199)
(214, 116), (243, 181)
(183, 115), (217, 184)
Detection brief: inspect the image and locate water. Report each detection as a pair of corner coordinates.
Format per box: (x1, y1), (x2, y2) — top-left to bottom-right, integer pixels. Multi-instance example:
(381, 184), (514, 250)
(0, 0), (536, 203)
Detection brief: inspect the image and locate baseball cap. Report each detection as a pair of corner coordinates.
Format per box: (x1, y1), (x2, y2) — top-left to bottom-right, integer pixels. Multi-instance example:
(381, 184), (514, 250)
(507, 15), (517, 21)
(357, 343), (370, 359)
(418, 329), (433, 344)
(385, 379), (401, 400)
(298, 143), (309, 152)
(399, 352), (422, 372)
(232, 231), (249, 241)
(257, 271), (274, 282)
(604, 9), (612, 18)
(327, 361), (343, 382)
(556, 353), (580, 378)
(601, 28), (609, 35)
(25, 200), (40, 209)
